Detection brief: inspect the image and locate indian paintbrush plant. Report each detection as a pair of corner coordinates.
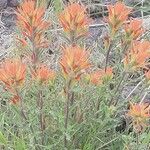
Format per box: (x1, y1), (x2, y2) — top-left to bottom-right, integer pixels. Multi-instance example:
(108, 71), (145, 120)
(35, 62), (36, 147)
(0, 1), (150, 150)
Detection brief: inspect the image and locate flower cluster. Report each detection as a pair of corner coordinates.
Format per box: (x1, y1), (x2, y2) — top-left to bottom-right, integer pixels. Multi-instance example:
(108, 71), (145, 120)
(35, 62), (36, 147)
(88, 67), (113, 85)
(0, 59), (55, 104)
(59, 3), (90, 41)
(107, 2), (131, 36)
(107, 2), (150, 131)
(0, 59), (26, 104)
(124, 19), (144, 40)
(128, 102), (150, 132)
(60, 46), (90, 80)
(124, 41), (150, 71)
(0, 59), (26, 92)
(31, 64), (55, 84)
(16, 0), (50, 59)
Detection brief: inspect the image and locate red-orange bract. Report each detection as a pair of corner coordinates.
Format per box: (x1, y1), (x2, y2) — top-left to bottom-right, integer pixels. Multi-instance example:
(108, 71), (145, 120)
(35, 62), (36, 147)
(59, 3), (90, 38)
(89, 67), (113, 85)
(128, 102), (150, 132)
(0, 59), (26, 104)
(60, 46), (90, 80)
(31, 64), (55, 84)
(16, 0), (50, 49)
(107, 2), (131, 35)
(124, 41), (150, 71)
(0, 59), (26, 92)
(124, 19), (144, 40)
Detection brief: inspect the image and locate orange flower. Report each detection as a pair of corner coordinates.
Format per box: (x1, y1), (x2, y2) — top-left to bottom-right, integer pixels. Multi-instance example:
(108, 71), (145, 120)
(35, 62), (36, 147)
(16, 0), (50, 49)
(128, 102), (150, 132)
(89, 67), (113, 85)
(31, 64), (55, 84)
(107, 2), (131, 35)
(59, 3), (90, 38)
(124, 19), (144, 40)
(124, 41), (150, 71)
(0, 59), (26, 93)
(60, 46), (90, 80)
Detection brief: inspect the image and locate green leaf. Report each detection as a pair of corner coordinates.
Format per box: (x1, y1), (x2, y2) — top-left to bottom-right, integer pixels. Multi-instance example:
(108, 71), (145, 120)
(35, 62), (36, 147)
(14, 138), (26, 150)
(0, 131), (7, 145)
(141, 132), (150, 144)
(53, 0), (62, 13)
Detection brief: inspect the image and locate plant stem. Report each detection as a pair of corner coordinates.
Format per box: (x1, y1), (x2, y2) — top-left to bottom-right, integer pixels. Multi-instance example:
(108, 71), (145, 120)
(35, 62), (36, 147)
(19, 93), (28, 121)
(115, 72), (126, 94)
(64, 95), (70, 147)
(30, 32), (39, 71)
(64, 79), (72, 148)
(17, 91), (40, 150)
(70, 30), (76, 46)
(109, 71), (126, 106)
(105, 42), (113, 72)
(38, 90), (45, 145)
(96, 97), (102, 118)
(118, 43), (129, 64)
(136, 133), (139, 150)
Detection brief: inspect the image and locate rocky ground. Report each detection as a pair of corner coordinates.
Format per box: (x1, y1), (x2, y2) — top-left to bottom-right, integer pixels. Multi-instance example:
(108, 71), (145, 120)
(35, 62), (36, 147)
(0, 0), (18, 27)
(0, 0), (18, 9)
(0, 0), (18, 61)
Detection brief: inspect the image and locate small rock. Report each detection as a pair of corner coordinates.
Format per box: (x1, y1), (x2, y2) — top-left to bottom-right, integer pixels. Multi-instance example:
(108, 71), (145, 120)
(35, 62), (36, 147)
(0, 0), (7, 10)
(7, 0), (19, 7)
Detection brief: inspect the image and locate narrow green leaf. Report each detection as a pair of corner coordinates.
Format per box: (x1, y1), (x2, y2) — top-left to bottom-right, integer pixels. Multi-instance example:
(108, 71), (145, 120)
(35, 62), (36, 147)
(0, 131), (7, 145)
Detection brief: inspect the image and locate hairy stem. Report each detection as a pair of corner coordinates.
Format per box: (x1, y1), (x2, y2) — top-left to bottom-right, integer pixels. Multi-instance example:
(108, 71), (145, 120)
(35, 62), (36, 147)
(136, 132), (140, 150)
(105, 42), (113, 72)
(38, 90), (45, 145)
(64, 79), (72, 148)
(70, 31), (76, 46)
(109, 71), (126, 106)
(96, 97), (102, 118)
